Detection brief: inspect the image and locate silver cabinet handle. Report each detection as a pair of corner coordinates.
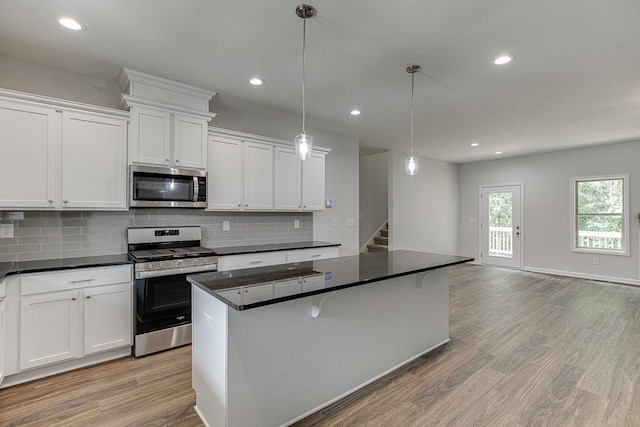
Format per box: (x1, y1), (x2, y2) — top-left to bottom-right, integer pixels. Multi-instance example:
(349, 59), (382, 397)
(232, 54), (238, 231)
(238, 204), (241, 207)
(311, 254), (321, 258)
(48, 199), (54, 203)
(248, 261), (263, 264)
(86, 295), (91, 299)
(63, 200), (68, 204)
(165, 158), (170, 162)
(175, 159), (179, 163)
(71, 297), (77, 301)
(68, 278), (96, 284)
(304, 205), (307, 208)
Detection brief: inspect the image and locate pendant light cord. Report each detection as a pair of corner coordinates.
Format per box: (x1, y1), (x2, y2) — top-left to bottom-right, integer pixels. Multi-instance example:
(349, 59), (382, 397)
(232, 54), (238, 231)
(302, 15), (307, 134)
(410, 70), (415, 156)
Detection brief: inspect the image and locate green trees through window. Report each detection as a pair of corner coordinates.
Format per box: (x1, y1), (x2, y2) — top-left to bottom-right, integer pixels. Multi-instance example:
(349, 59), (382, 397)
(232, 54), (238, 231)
(575, 178), (624, 251)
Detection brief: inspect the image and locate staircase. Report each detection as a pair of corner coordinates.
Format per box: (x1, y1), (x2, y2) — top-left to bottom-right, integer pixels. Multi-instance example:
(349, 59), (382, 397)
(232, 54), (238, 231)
(367, 225), (388, 252)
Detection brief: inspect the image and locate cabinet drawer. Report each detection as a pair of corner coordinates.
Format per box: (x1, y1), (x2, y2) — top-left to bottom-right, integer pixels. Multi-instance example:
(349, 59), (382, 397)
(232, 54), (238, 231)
(218, 252), (287, 271)
(21, 265), (132, 296)
(286, 247), (339, 263)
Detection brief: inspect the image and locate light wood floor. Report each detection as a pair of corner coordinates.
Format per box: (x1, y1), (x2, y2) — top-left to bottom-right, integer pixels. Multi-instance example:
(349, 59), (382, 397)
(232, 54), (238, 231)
(2, 264), (640, 426)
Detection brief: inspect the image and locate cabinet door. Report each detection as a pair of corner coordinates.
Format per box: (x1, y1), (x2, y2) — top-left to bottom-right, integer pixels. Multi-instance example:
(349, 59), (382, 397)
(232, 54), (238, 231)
(301, 274), (326, 292)
(173, 114), (208, 169)
(0, 100), (57, 208)
(274, 147), (302, 211)
(208, 136), (243, 210)
(243, 283), (274, 305)
(243, 141), (274, 210)
(20, 290), (79, 370)
(83, 283), (132, 355)
(274, 278), (302, 298)
(61, 111), (128, 210)
(129, 106), (171, 166)
(302, 152), (326, 211)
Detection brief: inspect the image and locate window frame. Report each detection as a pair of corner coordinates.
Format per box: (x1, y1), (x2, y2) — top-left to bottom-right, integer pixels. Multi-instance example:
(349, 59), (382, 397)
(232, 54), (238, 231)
(570, 173), (629, 256)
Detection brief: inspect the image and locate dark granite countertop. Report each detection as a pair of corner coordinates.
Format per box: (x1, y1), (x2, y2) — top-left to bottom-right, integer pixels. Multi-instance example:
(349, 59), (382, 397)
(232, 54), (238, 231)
(211, 241), (340, 256)
(0, 254), (132, 281)
(188, 250), (473, 311)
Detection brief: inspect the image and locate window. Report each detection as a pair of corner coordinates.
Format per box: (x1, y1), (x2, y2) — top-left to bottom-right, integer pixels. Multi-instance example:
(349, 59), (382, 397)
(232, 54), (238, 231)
(571, 174), (629, 255)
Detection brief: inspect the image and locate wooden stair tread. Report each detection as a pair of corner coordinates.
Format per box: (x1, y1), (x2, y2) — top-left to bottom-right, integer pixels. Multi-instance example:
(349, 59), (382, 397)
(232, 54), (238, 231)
(367, 244), (388, 252)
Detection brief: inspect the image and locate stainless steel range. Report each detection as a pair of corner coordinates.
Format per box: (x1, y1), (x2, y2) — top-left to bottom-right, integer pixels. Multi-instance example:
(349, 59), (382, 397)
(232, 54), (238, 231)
(128, 226), (217, 357)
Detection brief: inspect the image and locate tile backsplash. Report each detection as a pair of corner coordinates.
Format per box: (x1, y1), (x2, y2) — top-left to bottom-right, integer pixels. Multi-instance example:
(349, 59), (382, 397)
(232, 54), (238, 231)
(0, 210), (313, 262)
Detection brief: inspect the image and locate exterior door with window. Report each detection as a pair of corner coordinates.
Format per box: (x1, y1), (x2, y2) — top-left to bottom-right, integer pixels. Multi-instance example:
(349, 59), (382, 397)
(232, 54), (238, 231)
(480, 185), (522, 268)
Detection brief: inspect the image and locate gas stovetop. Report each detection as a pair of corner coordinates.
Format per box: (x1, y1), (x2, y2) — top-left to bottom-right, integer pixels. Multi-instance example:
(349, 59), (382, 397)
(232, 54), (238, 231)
(127, 226), (218, 278)
(129, 246), (217, 262)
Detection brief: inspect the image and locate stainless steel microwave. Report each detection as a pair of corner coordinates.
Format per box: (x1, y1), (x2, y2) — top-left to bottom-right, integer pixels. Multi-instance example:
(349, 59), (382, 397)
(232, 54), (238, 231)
(130, 165), (207, 208)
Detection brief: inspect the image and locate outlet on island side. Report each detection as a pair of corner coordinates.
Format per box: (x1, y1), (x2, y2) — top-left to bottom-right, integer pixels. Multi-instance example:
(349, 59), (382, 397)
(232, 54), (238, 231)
(203, 312), (212, 332)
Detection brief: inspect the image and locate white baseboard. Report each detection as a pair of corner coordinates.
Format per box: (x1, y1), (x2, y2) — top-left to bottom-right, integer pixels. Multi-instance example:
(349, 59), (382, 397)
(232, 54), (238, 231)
(522, 266), (640, 287)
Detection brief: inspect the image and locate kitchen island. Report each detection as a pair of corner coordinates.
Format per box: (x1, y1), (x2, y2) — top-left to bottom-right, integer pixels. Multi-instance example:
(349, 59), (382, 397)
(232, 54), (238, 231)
(188, 250), (472, 427)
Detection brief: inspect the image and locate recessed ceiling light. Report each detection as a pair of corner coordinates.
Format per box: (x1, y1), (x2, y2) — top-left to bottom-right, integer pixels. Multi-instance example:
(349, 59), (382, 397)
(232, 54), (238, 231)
(249, 78), (263, 86)
(470, 142), (479, 147)
(350, 110), (361, 116)
(57, 16), (86, 31)
(494, 55), (514, 65)
(495, 151), (503, 155)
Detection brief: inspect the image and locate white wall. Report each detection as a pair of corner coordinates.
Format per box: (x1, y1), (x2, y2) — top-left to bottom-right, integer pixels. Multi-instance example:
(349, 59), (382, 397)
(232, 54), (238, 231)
(0, 54), (121, 108)
(210, 96), (360, 256)
(389, 150), (459, 255)
(459, 140), (640, 284)
(359, 152), (388, 249)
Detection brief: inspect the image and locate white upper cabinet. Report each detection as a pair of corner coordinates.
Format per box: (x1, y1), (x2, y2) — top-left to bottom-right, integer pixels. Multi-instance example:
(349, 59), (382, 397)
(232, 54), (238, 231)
(0, 100), (56, 209)
(0, 91), (129, 210)
(119, 68), (216, 170)
(275, 147), (302, 211)
(173, 114), (208, 169)
(61, 111), (128, 210)
(128, 107), (209, 170)
(207, 128), (329, 212)
(302, 152), (326, 211)
(208, 136), (243, 210)
(243, 141), (274, 210)
(129, 106), (171, 166)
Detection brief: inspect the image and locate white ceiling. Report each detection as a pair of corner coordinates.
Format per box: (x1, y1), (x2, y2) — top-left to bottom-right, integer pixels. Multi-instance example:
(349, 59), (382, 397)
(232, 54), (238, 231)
(1, 0), (639, 163)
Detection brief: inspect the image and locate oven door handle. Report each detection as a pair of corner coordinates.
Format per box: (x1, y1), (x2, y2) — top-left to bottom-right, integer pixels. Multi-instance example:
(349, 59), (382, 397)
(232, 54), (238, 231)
(136, 264), (218, 279)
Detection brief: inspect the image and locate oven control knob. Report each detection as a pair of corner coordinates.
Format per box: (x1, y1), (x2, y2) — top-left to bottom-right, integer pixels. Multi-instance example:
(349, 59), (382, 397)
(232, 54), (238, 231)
(160, 262), (166, 268)
(176, 260), (184, 268)
(192, 259), (199, 266)
(147, 263), (155, 270)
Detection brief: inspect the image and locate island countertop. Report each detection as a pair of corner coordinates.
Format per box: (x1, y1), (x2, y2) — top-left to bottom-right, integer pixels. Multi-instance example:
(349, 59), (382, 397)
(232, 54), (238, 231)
(188, 250), (473, 310)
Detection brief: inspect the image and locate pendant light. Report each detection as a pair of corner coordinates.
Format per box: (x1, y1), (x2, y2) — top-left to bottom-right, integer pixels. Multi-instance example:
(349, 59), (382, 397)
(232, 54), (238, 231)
(405, 65), (421, 175)
(295, 4), (316, 161)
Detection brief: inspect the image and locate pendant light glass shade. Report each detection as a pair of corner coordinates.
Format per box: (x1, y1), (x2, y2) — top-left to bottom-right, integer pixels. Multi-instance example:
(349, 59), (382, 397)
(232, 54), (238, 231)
(405, 65), (421, 175)
(405, 155), (419, 175)
(295, 132), (313, 160)
(295, 4), (316, 160)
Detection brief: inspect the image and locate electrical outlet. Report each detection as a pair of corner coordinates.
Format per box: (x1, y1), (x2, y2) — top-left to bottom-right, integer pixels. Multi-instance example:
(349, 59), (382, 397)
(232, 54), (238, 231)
(0, 223), (14, 238)
(223, 220), (230, 231)
(592, 257), (599, 265)
(332, 219), (338, 227)
(347, 218), (355, 227)
(203, 312), (212, 331)
(294, 220), (300, 229)
(473, 247), (477, 253)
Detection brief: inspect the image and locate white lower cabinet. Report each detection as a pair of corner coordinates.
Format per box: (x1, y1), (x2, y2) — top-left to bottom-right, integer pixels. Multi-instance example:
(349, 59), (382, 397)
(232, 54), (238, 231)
(20, 290), (79, 370)
(83, 283), (132, 356)
(16, 265), (133, 372)
(243, 283), (274, 305)
(274, 278), (302, 298)
(0, 280), (6, 385)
